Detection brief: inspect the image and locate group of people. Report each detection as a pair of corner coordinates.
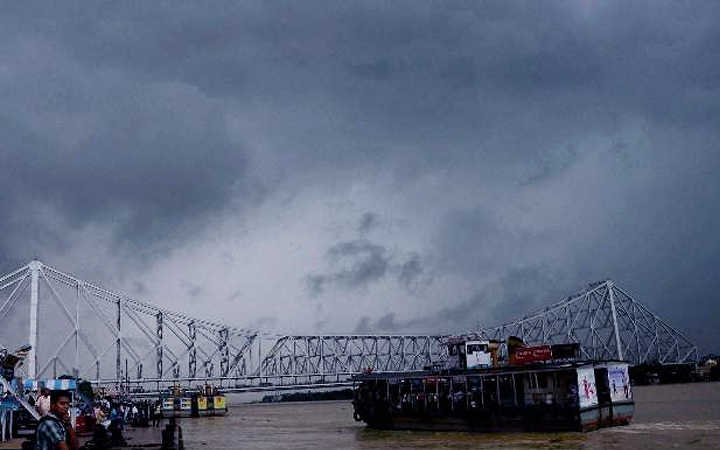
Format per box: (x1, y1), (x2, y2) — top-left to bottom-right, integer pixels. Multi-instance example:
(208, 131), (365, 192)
(92, 398), (163, 429)
(32, 389), (79, 450)
(22, 389), (163, 449)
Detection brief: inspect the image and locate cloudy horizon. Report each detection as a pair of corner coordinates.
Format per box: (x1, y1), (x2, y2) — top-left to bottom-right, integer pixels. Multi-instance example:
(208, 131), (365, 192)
(1, 1), (719, 353)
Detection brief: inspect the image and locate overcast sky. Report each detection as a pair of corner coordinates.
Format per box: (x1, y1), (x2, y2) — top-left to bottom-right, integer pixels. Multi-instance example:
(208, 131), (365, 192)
(1, 1), (719, 352)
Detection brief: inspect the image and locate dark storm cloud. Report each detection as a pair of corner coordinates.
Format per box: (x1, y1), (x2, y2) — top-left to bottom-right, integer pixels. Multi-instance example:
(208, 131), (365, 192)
(0, 1), (719, 351)
(307, 240), (390, 295)
(408, 266), (575, 334)
(357, 212), (379, 235)
(0, 9), (257, 267)
(353, 313), (401, 334)
(353, 317), (371, 334)
(398, 254), (424, 288)
(307, 234), (429, 296)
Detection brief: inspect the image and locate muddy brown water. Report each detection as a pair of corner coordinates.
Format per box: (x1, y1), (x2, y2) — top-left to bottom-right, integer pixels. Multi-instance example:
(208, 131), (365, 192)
(117, 382), (720, 449)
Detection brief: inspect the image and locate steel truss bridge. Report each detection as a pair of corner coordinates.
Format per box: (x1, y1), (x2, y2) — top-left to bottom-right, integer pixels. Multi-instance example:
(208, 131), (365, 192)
(0, 261), (697, 395)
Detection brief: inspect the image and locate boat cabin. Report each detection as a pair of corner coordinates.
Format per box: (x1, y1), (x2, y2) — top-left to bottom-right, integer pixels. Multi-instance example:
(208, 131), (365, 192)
(352, 360), (633, 432)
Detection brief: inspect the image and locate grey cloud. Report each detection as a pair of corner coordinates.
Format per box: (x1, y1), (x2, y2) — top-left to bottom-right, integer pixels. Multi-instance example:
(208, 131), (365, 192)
(0, 35), (257, 264)
(353, 317), (371, 334)
(306, 274), (328, 297)
(346, 60), (392, 81)
(398, 254), (424, 288)
(353, 313), (401, 334)
(307, 240), (389, 295)
(132, 281), (148, 295)
(186, 284), (204, 298)
(357, 212), (379, 235)
(251, 316), (278, 330)
(226, 291), (243, 303)
(375, 313), (400, 332)
(406, 266), (577, 335)
(307, 238), (430, 296)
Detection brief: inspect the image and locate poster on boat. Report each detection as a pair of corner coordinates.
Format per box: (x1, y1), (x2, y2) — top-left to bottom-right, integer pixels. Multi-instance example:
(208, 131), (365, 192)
(607, 363), (632, 402)
(576, 367), (598, 408)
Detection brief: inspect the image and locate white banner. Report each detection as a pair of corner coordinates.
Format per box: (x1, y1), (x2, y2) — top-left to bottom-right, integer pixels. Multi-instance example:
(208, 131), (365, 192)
(576, 367), (598, 408)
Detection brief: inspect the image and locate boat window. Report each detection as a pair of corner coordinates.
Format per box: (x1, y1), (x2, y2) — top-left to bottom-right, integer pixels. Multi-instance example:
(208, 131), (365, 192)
(451, 375), (467, 413)
(468, 376), (483, 408)
(482, 375), (498, 406)
(537, 373), (549, 389)
(499, 375), (516, 407)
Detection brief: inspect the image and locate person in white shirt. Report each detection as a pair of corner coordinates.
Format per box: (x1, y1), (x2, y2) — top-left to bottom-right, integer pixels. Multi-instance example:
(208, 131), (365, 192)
(36, 388), (51, 417)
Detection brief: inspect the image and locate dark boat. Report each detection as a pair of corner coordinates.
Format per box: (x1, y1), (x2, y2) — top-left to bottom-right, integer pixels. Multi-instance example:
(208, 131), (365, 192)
(160, 386), (193, 418)
(352, 337), (633, 432)
(191, 384), (227, 417)
(160, 384), (228, 418)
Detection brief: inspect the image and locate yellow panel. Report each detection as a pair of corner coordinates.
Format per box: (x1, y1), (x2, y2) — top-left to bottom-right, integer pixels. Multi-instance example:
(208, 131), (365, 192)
(197, 396), (207, 410)
(214, 396), (226, 409)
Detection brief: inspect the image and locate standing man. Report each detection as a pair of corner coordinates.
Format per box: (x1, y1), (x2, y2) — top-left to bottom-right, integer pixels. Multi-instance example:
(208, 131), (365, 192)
(36, 389), (51, 417)
(35, 390), (79, 450)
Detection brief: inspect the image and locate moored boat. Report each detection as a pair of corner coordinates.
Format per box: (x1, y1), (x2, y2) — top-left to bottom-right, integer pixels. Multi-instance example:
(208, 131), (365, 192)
(352, 336), (633, 432)
(191, 384), (227, 417)
(160, 386), (193, 418)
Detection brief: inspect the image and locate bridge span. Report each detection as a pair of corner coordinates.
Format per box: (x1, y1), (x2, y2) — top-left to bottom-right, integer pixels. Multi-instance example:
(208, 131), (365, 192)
(0, 261), (697, 395)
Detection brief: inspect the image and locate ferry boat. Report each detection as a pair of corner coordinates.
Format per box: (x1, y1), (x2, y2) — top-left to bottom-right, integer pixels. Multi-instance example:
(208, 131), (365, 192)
(161, 384), (228, 418)
(352, 337), (633, 432)
(160, 386), (193, 418)
(191, 384), (227, 417)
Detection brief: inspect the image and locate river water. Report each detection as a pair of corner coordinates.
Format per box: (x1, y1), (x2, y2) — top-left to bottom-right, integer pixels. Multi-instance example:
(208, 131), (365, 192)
(124, 382), (720, 449)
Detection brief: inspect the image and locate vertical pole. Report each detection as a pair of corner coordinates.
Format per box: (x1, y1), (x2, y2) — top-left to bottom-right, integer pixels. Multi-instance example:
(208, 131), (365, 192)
(70, 391), (76, 429)
(607, 281), (624, 361)
(116, 300), (122, 382)
(188, 322), (196, 379)
(28, 261), (41, 379)
(219, 328), (229, 378)
(258, 338), (262, 378)
(450, 377), (454, 412)
(75, 283), (80, 379)
(156, 313), (163, 379)
(320, 337), (324, 382)
(480, 376), (484, 407)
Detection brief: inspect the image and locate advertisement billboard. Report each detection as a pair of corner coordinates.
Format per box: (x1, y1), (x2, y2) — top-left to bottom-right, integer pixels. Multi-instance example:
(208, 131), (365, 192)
(607, 363), (632, 403)
(576, 367), (598, 408)
(510, 345), (552, 365)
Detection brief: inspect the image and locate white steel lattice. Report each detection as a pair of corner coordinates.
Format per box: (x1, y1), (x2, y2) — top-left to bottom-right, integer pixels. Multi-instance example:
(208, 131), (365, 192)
(257, 335), (446, 380)
(475, 280), (698, 365)
(0, 261), (258, 391)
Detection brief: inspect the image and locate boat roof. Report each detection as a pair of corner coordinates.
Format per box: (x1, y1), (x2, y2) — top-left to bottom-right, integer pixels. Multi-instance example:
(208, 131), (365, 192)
(352, 360), (629, 381)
